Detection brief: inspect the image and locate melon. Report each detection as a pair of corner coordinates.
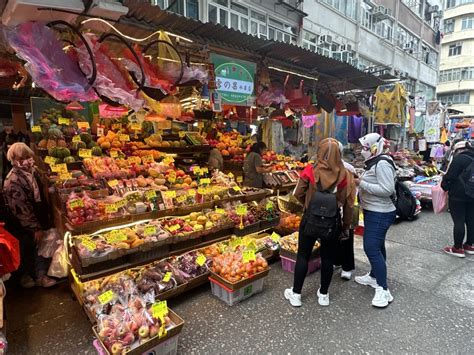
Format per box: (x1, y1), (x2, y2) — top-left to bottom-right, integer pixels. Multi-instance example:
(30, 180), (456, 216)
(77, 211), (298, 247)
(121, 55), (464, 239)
(48, 127), (63, 140)
(48, 147), (59, 157)
(63, 156), (75, 164)
(58, 148), (71, 158)
(91, 146), (102, 156)
(46, 140), (57, 149)
(80, 133), (92, 144)
(57, 140), (67, 148)
(72, 141), (86, 150)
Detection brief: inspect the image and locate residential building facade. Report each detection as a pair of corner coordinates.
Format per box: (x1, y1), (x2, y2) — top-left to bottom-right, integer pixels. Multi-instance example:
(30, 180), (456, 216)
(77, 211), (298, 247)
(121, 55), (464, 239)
(437, 0), (474, 114)
(151, 1), (441, 99)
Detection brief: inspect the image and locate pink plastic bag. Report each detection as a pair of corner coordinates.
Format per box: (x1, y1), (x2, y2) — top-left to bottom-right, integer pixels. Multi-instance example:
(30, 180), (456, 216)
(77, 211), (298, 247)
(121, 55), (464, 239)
(432, 183), (448, 214)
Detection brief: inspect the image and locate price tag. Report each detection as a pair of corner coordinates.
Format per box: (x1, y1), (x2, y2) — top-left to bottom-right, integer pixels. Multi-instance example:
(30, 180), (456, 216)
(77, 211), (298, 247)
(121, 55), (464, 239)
(81, 238), (96, 252)
(162, 272), (172, 282)
(131, 123), (141, 131)
(271, 232), (281, 242)
(176, 195), (186, 203)
(200, 178), (211, 185)
(188, 189), (196, 197)
(108, 179), (119, 188)
(196, 254), (206, 266)
(59, 172), (73, 180)
(246, 240), (257, 251)
(72, 135), (82, 143)
(77, 121), (90, 130)
(107, 230), (127, 243)
(164, 190), (176, 199)
(179, 131), (186, 138)
(32, 125), (41, 133)
(110, 150), (119, 158)
(197, 187), (207, 194)
(98, 290), (115, 305)
(115, 199), (127, 208)
(51, 164), (63, 173)
(168, 224), (181, 232)
(163, 156), (174, 165)
(194, 167), (202, 176)
(145, 190), (157, 200)
(233, 186), (241, 192)
(119, 134), (130, 142)
(56, 163), (68, 173)
(215, 208), (226, 215)
(69, 199), (84, 209)
(97, 127), (104, 137)
(141, 155), (154, 164)
(236, 204), (247, 216)
(243, 250), (256, 263)
(202, 167), (209, 174)
(230, 238), (241, 249)
(228, 172), (234, 179)
(112, 123), (122, 130)
(266, 201), (273, 210)
(44, 156), (57, 165)
(151, 301), (168, 319)
(105, 204), (118, 213)
(128, 156), (141, 165)
(58, 117), (70, 125)
(79, 149), (92, 158)
(144, 225), (157, 236)
(237, 176), (243, 183)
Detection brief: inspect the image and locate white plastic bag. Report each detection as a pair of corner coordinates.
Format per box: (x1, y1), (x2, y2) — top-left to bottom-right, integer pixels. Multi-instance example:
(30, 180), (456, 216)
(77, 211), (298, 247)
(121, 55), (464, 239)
(47, 243), (68, 278)
(38, 228), (61, 258)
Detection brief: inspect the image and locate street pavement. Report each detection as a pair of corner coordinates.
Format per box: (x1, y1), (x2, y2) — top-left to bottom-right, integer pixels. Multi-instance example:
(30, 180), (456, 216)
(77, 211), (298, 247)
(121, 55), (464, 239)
(4, 210), (474, 354)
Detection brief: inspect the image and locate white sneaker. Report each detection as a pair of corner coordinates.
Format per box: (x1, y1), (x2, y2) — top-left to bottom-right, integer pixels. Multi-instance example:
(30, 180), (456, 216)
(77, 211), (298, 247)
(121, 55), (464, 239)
(355, 272), (378, 289)
(341, 270), (352, 280)
(284, 288), (302, 307)
(317, 288), (330, 306)
(372, 286), (393, 308)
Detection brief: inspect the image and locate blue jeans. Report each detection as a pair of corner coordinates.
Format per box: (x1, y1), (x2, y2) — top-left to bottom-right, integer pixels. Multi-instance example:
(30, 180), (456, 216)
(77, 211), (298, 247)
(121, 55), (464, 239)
(363, 210), (396, 289)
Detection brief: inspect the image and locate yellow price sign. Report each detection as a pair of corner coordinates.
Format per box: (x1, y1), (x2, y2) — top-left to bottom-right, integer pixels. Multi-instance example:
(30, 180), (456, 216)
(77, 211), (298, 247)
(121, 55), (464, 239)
(110, 150), (119, 158)
(119, 134), (130, 142)
(131, 123), (141, 131)
(79, 149), (92, 158)
(266, 201), (274, 210)
(194, 167), (202, 175)
(271, 232), (281, 242)
(196, 254), (206, 266)
(105, 204), (118, 213)
(59, 172), (73, 180)
(98, 290), (115, 305)
(233, 186), (241, 192)
(179, 131), (186, 138)
(162, 272), (172, 282)
(69, 199), (84, 209)
(202, 167), (209, 174)
(107, 230), (127, 243)
(246, 240), (257, 251)
(44, 156), (57, 165)
(230, 238), (241, 249)
(236, 204), (247, 216)
(197, 187), (207, 194)
(77, 121), (90, 130)
(141, 155), (154, 164)
(215, 208), (226, 215)
(200, 178), (211, 185)
(32, 125), (41, 133)
(163, 156), (174, 165)
(145, 190), (157, 200)
(81, 238), (96, 252)
(228, 172), (234, 179)
(151, 300), (168, 319)
(236, 176), (243, 183)
(188, 189), (196, 196)
(168, 224), (181, 232)
(144, 225), (157, 236)
(128, 156), (141, 165)
(242, 250), (256, 263)
(72, 135), (82, 143)
(115, 199), (127, 208)
(176, 195), (186, 203)
(58, 117), (70, 125)
(164, 190), (176, 199)
(112, 123), (122, 130)
(107, 179), (119, 188)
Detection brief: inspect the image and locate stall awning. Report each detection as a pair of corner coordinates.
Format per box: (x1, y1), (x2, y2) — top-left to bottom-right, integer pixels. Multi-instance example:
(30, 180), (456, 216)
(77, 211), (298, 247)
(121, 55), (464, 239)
(119, 0), (383, 94)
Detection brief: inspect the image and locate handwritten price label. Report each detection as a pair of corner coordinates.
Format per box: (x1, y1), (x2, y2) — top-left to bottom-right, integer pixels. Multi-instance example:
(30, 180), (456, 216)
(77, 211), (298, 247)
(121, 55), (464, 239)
(58, 117), (70, 125)
(164, 190), (176, 199)
(179, 131), (186, 138)
(145, 190), (157, 200)
(51, 164), (67, 173)
(188, 189), (196, 196)
(228, 172), (234, 179)
(163, 156), (174, 165)
(176, 195), (186, 203)
(107, 179), (119, 188)
(119, 134), (130, 142)
(215, 208), (226, 215)
(162, 272), (172, 282)
(112, 123), (122, 130)
(236, 176), (243, 183)
(105, 204), (118, 213)
(110, 150), (119, 158)
(107, 230), (127, 243)
(77, 121), (90, 130)
(131, 123), (141, 131)
(266, 201), (273, 210)
(233, 186), (241, 192)
(196, 254), (206, 266)
(59, 172), (73, 180)
(230, 238), (242, 249)
(69, 199), (84, 209)
(81, 238), (96, 252)
(141, 155), (154, 164)
(200, 178), (211, 185)
(79, 149), (92, 158)
(32, 125), (41, 133)
(144, 226), (157, 236)
(236, 204), (247, 216)
(202, 167), (209, 174)
(243, 250), (256, 263)
(151, 301), (168, 319)
(271, 232), (281, 242)
(168, 224), (181, 232)
(44, 156), (57, 165)
(98, 290), (114, 305)
(72, 135), (82, 143)
(194, 167), (202, 175)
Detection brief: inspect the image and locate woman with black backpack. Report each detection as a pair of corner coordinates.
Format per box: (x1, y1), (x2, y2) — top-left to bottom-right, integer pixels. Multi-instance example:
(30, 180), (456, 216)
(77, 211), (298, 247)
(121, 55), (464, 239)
(441, 141), (474, 258)
(284, 138), (355, 307)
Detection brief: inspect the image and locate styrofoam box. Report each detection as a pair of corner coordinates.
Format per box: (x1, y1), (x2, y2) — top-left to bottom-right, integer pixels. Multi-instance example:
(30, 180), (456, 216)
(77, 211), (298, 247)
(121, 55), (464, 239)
(210, 277), (265, 306)
(281, 256), (321, 275)
(141, 334), (179, 355)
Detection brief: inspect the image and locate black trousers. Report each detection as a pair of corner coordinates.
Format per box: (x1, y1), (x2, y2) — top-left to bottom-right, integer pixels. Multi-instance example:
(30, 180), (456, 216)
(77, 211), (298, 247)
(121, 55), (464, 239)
(449, 198), (474, 248)
(293, 226), (355, 295)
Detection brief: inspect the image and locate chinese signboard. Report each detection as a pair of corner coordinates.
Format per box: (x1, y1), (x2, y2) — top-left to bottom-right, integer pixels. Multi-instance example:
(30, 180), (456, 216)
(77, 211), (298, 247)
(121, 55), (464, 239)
(210, 54), (256, 106)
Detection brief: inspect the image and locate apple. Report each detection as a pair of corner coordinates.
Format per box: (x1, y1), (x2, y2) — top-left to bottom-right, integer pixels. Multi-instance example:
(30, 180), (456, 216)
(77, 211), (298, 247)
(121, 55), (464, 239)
(149, 325), (159, 338)
(110, 343), (123, 355)
(138, 325), (149, 338)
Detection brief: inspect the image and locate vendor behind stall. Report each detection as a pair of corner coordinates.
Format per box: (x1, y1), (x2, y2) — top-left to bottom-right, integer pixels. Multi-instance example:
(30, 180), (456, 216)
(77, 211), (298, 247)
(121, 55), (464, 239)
(208, 147), (223, 171)
(243, 142), (272, 188)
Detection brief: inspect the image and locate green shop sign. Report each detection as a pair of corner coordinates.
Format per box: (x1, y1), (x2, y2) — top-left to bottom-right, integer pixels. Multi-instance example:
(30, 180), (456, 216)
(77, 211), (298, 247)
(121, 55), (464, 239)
(210, 53), (256, 105)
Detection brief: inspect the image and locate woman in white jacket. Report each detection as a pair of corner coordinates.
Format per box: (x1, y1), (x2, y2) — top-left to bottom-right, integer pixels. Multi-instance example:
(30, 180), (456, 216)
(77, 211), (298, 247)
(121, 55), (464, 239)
(354, 133), (396, 308)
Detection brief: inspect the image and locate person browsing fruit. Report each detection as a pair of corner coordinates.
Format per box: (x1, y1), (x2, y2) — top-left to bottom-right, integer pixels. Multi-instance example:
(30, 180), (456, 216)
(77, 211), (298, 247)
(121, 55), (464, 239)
(3, 143), (56, 288)
(243, 142), (272, 188)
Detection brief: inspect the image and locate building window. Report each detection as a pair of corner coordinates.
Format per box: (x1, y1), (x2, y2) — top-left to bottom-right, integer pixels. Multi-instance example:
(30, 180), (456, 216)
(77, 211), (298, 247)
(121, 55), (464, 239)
(152, 0), (199, 19)
(421, 44), (438, 67)
(321, 0), (357, 20)
(438, 92), (470, 105)
(396, 26), (419, 54)
(374, 19), (393, 41)
(303, 31), (319, 52)
(444, 19), (455, 34)
(250, 10), (267, 39)
(439, 67), (474, 82)
(268, 18), (296, 44)
(461, 17), (474, 30)
(448, 42), (462, 56)
(446, 0), (456, 7)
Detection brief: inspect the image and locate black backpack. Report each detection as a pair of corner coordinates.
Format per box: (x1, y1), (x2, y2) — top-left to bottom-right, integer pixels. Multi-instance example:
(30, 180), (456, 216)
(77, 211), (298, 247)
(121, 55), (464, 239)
(302, 182), (341, 242)
(460, 155), (474, 199)
(368, 155), (417, 221)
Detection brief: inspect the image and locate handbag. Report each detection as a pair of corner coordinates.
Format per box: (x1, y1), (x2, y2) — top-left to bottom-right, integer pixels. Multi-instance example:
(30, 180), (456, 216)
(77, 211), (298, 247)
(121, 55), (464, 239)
(431, 182), (448, 214)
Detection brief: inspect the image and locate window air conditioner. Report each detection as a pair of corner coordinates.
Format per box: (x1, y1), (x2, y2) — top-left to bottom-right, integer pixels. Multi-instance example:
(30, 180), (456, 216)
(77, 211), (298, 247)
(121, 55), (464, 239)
(2, 0), (84, 26)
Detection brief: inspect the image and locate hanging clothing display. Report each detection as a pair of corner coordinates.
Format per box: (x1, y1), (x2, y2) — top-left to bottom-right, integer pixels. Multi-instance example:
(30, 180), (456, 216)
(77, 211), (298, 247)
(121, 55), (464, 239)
(409, 107), (415, 133)
(414, 114), (425, 133)
(260, 119), (285, 154)
(374, 83), (408, 125)
(348, 115), (363, 143)
(424, 101), (441, 143)
(333, 113), (348, 145)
